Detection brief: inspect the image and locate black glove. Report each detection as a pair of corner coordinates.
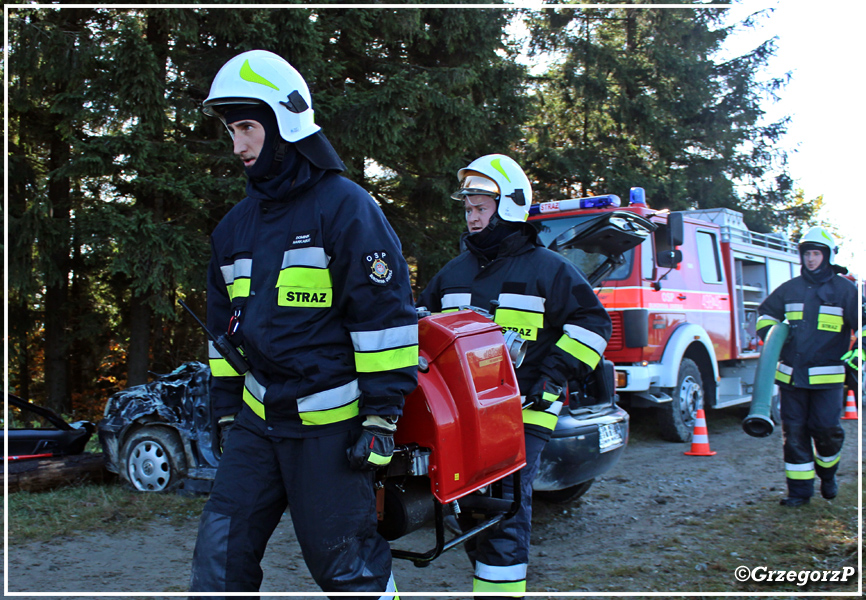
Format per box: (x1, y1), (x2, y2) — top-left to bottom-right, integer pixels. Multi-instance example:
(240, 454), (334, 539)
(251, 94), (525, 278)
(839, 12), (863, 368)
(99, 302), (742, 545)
(347, 415), (398, 470)
(218, 414), (235, 453)
(523, 378), (563, 411)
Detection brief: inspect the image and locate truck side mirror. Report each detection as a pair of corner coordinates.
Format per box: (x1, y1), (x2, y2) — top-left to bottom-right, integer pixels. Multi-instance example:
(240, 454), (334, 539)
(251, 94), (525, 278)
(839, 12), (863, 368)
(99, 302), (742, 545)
(668, 212), (684, 247)
(655, 212), (684, 269)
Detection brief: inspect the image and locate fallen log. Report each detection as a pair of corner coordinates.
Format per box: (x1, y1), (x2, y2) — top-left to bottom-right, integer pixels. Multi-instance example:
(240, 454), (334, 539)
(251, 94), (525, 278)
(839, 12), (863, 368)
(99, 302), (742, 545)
(2, 452), (115, 493)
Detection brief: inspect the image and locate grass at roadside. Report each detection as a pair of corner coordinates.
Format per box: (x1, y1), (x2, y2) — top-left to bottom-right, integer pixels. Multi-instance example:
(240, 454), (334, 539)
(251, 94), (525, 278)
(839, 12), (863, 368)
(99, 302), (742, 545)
(554, 480), (860, 594)
(5, 482), (207, 546)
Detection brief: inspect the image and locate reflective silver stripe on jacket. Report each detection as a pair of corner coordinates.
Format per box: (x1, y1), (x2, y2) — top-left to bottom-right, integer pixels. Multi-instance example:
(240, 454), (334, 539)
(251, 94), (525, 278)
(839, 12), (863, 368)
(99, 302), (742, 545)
(350, 325), (419, 352)
(441, 293), (472, 310)
(497, 293), (545, 313)
(220, 258), (252, 285)
(563, 323), (608, 355)
(296, 379), (361, 413)
(281, 247), (331, 269)
(818, 306), (843, 316)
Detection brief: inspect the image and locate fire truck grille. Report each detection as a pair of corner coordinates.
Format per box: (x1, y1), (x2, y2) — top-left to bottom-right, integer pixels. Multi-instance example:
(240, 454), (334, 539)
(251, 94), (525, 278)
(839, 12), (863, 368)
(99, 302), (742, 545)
(608, 311), (623, 351)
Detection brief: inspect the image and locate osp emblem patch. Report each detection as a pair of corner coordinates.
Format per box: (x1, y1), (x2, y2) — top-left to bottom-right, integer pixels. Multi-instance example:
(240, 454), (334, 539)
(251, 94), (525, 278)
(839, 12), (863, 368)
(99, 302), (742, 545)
(364, 250), (393, 286)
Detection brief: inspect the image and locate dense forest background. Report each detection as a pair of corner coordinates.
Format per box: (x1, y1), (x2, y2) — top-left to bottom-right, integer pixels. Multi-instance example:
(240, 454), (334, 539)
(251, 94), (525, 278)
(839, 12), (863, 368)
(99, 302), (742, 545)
(6, 1), (822, 420)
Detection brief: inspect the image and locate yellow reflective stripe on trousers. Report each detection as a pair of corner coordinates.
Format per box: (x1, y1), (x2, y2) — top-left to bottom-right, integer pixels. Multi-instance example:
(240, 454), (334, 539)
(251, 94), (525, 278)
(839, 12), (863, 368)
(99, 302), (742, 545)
(815, 451), (841, 469)
(808, 365), (845, 385)
(785, 461), (815, 480)
(297, 379), (361, 426)
(351, 325), (419, 372)
(473, 561), (527, 596)
(208, 341), (242, 377)
(555, 333), (601, 370)
(775, 362), (793, 384)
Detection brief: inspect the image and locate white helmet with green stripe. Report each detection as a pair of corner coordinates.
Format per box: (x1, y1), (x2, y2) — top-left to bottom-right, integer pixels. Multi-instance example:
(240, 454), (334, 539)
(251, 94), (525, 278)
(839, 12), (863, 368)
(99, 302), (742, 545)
(452, 154), (532, 223)
(799, 226), (838, 265)
(203, 49), (320, 143)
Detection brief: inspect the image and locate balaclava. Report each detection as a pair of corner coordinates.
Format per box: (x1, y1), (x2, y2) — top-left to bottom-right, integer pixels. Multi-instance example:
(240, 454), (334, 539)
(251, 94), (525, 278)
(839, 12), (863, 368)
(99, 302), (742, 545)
(799, 242), (834, 284)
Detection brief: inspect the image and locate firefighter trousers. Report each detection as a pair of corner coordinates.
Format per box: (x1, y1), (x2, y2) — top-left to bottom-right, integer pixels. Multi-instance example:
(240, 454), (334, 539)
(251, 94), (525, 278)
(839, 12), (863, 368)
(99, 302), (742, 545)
(780, 386), (845, 499)
(465, 433), (546, 598)
(188, 421), (397, 600)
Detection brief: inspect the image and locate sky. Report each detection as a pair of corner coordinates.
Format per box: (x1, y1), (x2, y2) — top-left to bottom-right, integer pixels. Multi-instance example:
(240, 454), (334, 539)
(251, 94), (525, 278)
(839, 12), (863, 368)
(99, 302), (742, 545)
(513, 0), (864, 275)
(718, 0), (865, 273)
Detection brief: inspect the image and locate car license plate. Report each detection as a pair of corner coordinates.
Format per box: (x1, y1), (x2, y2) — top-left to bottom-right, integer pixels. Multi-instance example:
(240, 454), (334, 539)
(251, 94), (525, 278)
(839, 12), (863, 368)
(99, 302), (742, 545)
(599, 423), (623, 453)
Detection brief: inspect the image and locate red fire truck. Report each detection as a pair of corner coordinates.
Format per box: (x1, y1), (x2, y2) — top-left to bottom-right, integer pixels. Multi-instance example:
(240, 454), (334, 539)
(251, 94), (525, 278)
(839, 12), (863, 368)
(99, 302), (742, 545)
(529, 189), (800, 442)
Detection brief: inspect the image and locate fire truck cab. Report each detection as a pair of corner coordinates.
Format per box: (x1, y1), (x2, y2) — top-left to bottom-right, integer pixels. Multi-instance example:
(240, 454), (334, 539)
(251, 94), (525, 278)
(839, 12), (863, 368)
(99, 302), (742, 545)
(530, 189), (800, 442)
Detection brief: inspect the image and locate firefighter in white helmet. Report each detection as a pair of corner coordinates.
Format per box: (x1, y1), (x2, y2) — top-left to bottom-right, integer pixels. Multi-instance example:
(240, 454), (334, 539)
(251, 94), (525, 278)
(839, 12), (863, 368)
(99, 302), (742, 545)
(189, 49), (417, 597)
(756, 226), (863, 507)
(417, 154), (612, 595)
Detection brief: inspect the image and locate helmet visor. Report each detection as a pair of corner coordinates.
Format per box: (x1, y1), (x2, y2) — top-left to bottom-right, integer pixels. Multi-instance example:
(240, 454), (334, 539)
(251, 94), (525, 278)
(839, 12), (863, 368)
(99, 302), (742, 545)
(450, 173), (500, 202)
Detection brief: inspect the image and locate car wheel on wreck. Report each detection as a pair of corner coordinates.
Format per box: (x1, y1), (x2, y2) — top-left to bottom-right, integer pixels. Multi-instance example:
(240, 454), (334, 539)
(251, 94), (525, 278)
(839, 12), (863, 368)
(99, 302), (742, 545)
(121, 427), (187, 492)
(534, 479), (594, 504)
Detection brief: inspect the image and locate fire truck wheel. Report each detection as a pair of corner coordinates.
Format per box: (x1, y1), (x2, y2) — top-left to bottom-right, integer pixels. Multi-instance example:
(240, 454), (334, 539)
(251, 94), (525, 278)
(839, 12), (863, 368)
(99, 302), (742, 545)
(657, 358), (703, 442)
(534, 479), (594, 504)
(121, 427), (187, 493)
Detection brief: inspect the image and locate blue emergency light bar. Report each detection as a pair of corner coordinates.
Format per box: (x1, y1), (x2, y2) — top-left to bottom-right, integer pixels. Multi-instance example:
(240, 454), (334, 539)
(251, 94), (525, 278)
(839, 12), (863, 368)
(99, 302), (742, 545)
(529, 194), (622, 216)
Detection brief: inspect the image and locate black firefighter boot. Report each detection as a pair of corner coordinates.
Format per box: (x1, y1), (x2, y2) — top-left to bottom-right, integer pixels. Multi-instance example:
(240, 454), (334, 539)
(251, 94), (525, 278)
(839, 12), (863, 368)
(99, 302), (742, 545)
(820, 476), (838, 500)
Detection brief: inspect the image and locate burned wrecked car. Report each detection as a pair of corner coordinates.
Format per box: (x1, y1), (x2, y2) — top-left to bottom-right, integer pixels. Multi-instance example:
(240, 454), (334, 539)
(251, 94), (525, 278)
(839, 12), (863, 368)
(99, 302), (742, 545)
(98, 362), (218, 493)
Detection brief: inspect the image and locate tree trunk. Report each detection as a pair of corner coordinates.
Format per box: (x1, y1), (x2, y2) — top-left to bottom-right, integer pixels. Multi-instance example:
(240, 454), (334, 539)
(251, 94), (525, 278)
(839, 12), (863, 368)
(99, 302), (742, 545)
(44, 130), (72, 415)
(127, 292), (152, 386)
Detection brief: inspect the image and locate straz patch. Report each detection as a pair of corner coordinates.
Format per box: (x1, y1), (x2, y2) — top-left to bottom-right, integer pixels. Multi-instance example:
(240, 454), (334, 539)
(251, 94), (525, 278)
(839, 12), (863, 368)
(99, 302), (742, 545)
(501, 325), (538, 341)
(364, 250), (393, 286)
(278, 287), (332, 307)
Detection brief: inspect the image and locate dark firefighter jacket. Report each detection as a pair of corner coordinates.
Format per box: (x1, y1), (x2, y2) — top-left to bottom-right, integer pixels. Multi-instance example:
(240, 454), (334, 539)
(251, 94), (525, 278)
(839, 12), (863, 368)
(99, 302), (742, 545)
(207, 171), (418, 438)
(757, 272), (862, 389)
(416, 227), (612, 440)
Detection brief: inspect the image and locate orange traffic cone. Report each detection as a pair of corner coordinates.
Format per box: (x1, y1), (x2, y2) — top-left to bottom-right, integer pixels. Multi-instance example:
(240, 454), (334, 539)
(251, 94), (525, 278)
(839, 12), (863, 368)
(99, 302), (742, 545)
(684, 409), (717, 456)
(842, 390), (858, 421)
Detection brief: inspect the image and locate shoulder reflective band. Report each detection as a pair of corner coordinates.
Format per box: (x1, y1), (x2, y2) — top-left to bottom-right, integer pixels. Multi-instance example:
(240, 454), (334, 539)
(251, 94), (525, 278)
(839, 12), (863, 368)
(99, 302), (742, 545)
(808, 365), (846, 385)
(522, 399), (562, 431)
(473, 561), (527, 596)
(775, 362), (793, 384)
(494, 294), (545, 342)
(297, 379), (361, 426)
(441, 292), (472, 313)
(209, 340), (243, 377)
(756, 314), (779, 332)
(815, 450), (841, 469)
(277, 247), (332, 307)
(556, 324), (607, 371)
(351, 325), (419, 373)
(785, 461), (815, 480)
(785, 303), (804, 321)
(221, 258), (252, 300)
(817, 306), (844, 332)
